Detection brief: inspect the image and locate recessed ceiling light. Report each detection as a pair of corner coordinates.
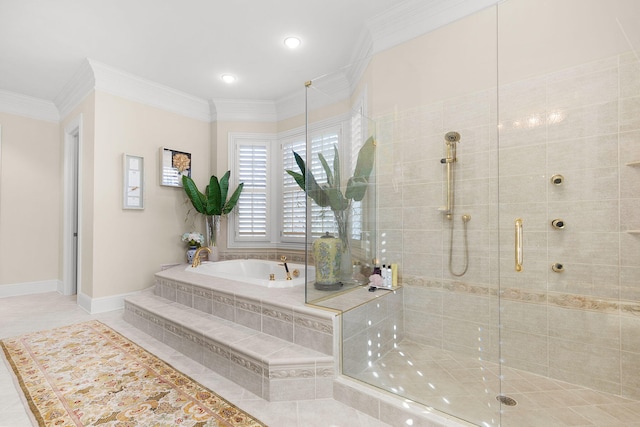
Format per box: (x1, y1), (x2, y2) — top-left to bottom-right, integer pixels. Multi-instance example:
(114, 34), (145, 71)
(221, 74), (236, 84)
(284, 36), (301, 49)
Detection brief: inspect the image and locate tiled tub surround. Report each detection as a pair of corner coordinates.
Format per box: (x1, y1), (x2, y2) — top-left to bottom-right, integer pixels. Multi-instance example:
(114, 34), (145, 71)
(124, 264), (336, 401)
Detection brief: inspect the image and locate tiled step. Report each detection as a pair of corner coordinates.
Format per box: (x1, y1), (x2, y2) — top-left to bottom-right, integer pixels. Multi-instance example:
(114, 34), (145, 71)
(154, 265), (335, 356)
(125, 291), (335, 401)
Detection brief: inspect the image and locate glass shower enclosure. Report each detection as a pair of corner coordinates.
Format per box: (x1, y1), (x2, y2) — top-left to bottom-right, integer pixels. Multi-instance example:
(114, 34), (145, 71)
(304, 0), (640, 425)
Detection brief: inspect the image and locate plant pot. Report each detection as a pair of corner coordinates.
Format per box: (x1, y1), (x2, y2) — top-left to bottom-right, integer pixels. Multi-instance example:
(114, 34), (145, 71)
(186, 246), (198, 264)
(205, 215), (221, 261)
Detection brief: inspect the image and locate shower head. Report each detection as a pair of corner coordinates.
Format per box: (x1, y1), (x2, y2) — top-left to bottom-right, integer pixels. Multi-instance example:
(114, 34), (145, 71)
(445, 132), (461, 143)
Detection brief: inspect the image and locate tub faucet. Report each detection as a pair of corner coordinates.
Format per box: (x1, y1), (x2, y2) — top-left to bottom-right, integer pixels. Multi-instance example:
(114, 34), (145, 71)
(279, 256), (292, 280)
(191, 247), (211, 268)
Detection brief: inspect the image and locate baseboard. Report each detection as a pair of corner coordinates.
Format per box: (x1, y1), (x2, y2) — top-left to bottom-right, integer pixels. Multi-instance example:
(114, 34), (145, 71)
(77, 290), (142, 314)
(0, 280), (59, 298)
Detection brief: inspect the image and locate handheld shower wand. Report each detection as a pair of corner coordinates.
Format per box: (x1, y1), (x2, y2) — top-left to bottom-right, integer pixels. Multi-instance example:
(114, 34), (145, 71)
(440, 132), (460, 220)
(440, 131), (470, 277)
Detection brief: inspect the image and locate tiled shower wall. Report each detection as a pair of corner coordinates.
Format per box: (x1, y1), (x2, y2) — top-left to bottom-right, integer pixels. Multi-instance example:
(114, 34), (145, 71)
(373, 51), (640, 399)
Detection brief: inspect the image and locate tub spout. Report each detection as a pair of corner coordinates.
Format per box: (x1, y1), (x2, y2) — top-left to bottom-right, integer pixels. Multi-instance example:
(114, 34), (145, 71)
(279, 256), (292, 280)
(191, 247), (211, 268)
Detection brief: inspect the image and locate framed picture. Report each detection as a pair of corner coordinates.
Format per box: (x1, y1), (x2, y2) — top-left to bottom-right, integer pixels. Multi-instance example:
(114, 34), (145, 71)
(161, 147), (191, 187)
(123, 154), (144, 209)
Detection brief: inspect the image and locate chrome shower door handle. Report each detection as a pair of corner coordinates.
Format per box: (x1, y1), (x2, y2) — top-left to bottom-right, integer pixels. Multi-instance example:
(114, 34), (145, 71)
(515, 218), (523, 272)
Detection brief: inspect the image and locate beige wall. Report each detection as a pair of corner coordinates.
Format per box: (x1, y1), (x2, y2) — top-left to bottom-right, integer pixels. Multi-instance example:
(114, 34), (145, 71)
(90, 91), (211, 298)
(0, 113), (60, 285)
(370, 7), (497, 115)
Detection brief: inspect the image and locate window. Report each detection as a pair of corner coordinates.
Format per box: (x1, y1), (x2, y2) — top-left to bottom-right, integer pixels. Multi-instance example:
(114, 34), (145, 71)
(282, 138), (307, 240)
(228, 113), (362, 249)
(350, 101), (365, 241)
(281, 125), (342, 242)
(229, 134), (274, 245)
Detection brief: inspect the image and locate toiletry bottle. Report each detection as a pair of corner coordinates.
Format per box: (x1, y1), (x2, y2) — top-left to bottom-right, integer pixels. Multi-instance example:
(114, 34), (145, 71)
(381, 264), (387, 285)
(391, 264), (398, 287)
(372, 259), (381, 276)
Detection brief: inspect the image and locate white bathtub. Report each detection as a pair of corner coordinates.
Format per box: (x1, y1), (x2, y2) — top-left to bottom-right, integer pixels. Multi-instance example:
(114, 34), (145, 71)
(186, 259), (311, 288)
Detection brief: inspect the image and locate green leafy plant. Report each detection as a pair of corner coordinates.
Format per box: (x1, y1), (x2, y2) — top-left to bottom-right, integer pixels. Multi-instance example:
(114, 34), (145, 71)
(285, 136), (376, 212)
(182, 171), (244, 216)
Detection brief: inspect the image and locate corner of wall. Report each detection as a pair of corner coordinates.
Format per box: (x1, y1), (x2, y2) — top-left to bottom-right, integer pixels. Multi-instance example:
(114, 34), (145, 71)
(77, 290), (142, 314)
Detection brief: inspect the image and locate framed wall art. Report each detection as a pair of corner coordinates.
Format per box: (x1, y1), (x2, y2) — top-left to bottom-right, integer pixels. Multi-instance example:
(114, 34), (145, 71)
(123, 153), (144, 209)
(161, 147), (191, 187)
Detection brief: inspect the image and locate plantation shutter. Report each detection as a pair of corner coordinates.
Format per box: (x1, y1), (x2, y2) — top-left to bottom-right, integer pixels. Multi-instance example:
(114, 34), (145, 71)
(236, 142), (269, 239)
(309, 130), (340, 237)
(282, 139), (307, 238)
(350, 103), (364, 241)
(282, 127), (341, 240)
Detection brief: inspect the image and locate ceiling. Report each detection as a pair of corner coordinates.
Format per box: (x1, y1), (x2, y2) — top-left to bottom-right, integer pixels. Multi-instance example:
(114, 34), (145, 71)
(0, 0), (409, 103)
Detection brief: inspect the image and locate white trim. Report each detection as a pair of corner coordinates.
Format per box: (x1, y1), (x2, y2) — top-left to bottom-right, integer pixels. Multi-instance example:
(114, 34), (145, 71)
(344, 31), (374, 93)
(305, 72), (352, 112)
(0, 280), (59, 298)
(62, 115), (83, 296)
(279, 112), (351, 140)
(275, 90), (305, 121)
(367, 0), (500, 55)
(54, 59), (95, 120)
(77, 290), (141, 314)
(89, 59), (212, 122)
(212, 99), (278, 122)
(0, 89), (59, 122)
(227, 132), (278, 248)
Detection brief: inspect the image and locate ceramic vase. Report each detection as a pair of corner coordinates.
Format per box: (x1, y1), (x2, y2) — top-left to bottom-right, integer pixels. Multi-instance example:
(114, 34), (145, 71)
(313, 232), (342, 290)
(186, 246), (197, 264)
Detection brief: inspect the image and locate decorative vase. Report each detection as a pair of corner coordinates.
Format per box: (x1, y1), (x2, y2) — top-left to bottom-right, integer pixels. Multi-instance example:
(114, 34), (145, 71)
(186, 246), (198, 264)
(333, 209), (353, 284)
(313, 232), (342, 290)
(205, 215), (221, 262)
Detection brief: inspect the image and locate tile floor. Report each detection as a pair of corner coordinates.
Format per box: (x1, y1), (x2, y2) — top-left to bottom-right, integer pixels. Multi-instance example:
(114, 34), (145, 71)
(350, 340), (640, 427)
(4, 292), (639, 426)
(0, 292), (391, 427)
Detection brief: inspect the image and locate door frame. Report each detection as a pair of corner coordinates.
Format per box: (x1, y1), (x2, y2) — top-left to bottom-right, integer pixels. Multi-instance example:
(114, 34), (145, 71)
(62, 114), (83, 296)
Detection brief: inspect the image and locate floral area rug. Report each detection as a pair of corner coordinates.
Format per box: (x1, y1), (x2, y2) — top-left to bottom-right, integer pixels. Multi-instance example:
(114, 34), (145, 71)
(1, 320), (267, 427)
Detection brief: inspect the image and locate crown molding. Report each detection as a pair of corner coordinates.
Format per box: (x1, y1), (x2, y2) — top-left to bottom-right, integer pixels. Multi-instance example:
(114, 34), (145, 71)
(274, 71), (353, 122)
(367, 0), (500, 55)
(211, 98), (277, 122)
(275, 90), (305, 121)
(5, 1), (499, 125)
(54, 59), (95, 120)
(89, 59), (212, 122)
(344, 27), (375, 91)
(0, 89), (59, 122)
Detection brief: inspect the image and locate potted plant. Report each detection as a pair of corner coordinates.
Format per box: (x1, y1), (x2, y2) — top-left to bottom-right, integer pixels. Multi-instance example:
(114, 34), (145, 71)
(182, 171), (244, 261)
(286, 136), (375, 285)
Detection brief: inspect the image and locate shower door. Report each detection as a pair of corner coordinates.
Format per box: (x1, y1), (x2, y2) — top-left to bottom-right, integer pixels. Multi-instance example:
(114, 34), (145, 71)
(306, 0), (640, 425)
(336, 4), (504, 426)
(497, 0), (640, 425)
